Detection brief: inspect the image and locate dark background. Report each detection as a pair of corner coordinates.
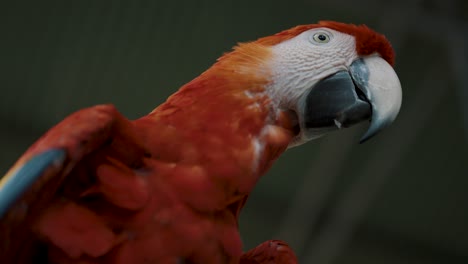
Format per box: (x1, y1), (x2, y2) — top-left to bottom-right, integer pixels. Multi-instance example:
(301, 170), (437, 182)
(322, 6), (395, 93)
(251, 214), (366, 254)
(1, 0), (467, 263)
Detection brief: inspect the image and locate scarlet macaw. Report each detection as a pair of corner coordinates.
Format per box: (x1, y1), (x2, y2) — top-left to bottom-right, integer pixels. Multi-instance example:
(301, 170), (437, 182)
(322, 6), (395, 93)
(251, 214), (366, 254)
(0, 21), (402, 263)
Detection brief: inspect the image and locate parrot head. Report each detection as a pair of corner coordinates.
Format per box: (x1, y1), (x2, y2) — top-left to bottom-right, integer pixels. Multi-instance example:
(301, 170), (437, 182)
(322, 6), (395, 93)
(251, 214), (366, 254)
(210, 21), (402, 147)
(264, 21), (402, 145)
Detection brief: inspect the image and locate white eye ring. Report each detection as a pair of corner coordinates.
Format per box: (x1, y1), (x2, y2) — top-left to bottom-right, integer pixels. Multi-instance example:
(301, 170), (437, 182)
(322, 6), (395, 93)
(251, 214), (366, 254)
(312, 32), (330, 44)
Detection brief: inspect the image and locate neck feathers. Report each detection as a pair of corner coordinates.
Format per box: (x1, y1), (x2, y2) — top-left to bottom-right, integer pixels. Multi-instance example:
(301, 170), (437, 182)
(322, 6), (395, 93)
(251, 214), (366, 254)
(156, 41), (276, 136)
(181, 41), (273, 96)
(142, 42), (293, 195)
(148, 41), (291, 166)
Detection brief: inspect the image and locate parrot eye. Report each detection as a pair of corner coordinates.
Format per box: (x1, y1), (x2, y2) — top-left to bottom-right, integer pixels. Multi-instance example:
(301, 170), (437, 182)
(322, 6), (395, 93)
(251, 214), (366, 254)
(312, 32), (330, 44)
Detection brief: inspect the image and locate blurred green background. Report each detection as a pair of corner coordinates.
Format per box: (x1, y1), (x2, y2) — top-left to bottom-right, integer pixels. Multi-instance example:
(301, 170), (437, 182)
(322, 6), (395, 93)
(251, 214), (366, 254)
(0, 0), (467, 263)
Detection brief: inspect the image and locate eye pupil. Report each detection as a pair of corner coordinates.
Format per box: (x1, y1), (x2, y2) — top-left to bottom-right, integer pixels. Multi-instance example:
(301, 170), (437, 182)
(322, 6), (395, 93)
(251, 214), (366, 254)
(312, 32), (330, 44)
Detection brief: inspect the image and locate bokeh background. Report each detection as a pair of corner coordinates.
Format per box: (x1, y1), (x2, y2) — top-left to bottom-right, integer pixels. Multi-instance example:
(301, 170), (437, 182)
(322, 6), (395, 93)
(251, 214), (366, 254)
(1, 0), (467, 263)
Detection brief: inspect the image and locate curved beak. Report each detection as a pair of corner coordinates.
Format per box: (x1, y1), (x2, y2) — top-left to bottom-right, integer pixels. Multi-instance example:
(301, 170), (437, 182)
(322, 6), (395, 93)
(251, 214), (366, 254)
(350, 57), (402, 142)
(300, 56), (402, 143)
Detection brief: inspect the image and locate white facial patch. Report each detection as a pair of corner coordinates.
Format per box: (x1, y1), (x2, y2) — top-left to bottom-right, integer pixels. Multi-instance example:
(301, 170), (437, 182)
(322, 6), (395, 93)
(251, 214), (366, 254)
(266, 28), (359, 109)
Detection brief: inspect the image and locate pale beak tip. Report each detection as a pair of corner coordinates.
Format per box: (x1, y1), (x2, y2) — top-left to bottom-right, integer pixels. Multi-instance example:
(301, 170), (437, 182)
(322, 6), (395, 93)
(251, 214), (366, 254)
(359, 121), (385, 143)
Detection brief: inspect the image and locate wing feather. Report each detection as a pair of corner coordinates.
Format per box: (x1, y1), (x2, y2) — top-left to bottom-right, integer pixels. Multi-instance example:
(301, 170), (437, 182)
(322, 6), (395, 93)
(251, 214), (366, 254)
(0, 104), (147, 263)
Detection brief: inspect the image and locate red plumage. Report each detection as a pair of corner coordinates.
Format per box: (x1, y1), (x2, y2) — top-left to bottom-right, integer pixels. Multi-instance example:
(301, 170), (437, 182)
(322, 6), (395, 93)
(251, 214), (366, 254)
(0, 21), (396, 263)
(0, 44), (294, 262)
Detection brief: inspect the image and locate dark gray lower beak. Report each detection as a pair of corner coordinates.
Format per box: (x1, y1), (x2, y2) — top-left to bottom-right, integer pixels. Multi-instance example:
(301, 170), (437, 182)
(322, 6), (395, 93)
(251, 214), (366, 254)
(303, 70), (371, 131)
(300, 56), (402, 143)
